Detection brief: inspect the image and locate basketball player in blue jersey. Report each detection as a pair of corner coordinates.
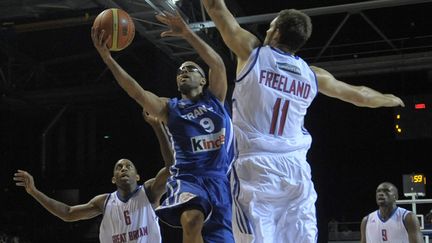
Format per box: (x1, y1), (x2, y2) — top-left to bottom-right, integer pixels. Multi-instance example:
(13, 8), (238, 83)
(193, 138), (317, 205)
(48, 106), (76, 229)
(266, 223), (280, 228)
(360, 182), (424, 243)
(14, 112), (173, 243)
(201, 1), (405, 243)
(92, 11), (234, 243)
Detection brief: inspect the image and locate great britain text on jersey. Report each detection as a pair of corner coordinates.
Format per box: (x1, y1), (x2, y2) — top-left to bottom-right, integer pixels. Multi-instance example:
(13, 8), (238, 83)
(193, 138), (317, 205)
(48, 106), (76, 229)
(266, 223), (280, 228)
(111, 226), (148, 243)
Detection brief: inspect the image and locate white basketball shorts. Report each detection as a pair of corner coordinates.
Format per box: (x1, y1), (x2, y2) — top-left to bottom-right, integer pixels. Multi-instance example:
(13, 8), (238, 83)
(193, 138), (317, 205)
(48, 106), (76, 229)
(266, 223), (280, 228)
(230, 149), (318, 243)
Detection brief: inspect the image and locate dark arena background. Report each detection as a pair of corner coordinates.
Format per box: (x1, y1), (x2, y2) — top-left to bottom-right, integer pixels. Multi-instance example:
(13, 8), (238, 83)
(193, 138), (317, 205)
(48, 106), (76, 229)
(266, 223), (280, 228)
(1, 0), (432, 242)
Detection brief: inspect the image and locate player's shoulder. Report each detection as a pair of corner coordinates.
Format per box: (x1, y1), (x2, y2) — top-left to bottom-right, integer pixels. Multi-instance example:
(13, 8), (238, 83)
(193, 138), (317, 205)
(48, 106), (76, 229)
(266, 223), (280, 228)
(400, 208), (414, 220)
(362, 213), (372, 223)
(91, 193), (111, 211)
(365, 210), (379, 219)
(93, 193), (110, 202)
(204, 90), (223, 104)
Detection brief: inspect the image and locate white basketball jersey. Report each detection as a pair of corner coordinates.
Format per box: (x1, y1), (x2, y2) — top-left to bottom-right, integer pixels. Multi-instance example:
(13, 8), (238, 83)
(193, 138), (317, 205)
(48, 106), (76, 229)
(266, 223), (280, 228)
(233, 46), (318, 154)
(366, 207), (410, 243)
(99, 186), (161, 243)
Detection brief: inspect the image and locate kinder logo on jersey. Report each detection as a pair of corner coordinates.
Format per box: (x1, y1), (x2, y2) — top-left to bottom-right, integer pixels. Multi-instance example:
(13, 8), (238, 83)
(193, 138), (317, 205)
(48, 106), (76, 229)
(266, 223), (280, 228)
(191, 129), (226, 153)
(276, 62), (301, 75)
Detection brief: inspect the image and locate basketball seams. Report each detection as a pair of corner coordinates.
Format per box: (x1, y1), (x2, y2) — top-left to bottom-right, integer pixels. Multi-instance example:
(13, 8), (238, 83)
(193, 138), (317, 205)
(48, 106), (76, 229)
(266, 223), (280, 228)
(111, 8), (119, 51)
(100, 9), (113, 49)
(93, 8), (134, 51)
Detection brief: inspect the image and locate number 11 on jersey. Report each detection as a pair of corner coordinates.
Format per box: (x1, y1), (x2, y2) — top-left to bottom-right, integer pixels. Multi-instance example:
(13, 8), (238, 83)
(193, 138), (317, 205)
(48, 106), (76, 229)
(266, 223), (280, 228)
(270, 98), (290, 136)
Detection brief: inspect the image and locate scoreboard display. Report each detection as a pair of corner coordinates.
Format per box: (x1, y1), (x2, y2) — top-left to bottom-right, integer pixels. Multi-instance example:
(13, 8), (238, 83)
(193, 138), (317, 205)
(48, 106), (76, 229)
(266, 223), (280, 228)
(402, 174), (426, 197)
(394, 95), (432, 140)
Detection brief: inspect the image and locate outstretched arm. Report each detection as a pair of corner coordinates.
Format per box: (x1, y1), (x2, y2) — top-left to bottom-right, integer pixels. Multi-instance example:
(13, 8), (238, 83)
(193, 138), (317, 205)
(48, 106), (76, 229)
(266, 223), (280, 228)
(201, 0), (260, 69)
(91, 27), (169, 121)
(144, 168), (171, 207)
(155, 11), (227, 102)
(14, 170), (105, 222)
(312, 66), (405, 108)
(404, 212), (425, 243)
(143, 111), (174, 169)
(142, 112), (173, 205)
(360, 216), (367, 243)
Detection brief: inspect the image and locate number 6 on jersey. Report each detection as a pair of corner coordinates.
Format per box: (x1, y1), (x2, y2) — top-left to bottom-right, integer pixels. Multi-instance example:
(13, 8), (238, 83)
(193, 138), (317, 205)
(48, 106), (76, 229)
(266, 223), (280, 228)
(124, 210), (131, 225)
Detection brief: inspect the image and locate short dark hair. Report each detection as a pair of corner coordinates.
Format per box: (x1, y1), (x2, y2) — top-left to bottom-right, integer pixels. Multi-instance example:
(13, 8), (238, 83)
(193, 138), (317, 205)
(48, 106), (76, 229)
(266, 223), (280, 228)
(382, 182), (398, 194)
(275, 9), (312, 53)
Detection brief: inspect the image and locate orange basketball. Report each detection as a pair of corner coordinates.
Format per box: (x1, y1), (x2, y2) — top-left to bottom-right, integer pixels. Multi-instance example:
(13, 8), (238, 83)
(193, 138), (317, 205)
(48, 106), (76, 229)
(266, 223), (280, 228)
(93, 8), (135, 51)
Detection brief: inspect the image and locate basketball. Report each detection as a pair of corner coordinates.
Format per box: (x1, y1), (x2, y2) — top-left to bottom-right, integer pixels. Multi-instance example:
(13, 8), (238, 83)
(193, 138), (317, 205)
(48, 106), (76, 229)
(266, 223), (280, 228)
(92, 8), (135, 51)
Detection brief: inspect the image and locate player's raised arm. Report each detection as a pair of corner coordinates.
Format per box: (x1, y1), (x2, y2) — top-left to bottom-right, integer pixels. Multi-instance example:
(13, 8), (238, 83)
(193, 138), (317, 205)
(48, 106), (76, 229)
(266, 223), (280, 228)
(312, 66), (405, 108)
(156, 11), (227, 102)
(14, 169), (106, 222)
(91, 27), (169, 121)
(201, 0), (260, 64)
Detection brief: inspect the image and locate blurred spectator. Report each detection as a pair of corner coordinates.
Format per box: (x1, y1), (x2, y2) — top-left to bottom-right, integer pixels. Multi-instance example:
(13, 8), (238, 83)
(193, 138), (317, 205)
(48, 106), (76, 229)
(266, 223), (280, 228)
(0, 231), (7, 243)
(425, 209), (432, 229)
(329, 218), (339, 233)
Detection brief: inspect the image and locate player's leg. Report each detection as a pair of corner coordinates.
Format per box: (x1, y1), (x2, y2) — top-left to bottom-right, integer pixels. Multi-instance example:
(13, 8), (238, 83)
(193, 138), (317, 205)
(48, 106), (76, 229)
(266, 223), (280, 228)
(231, 156), (276, 243)
(155, 175), (212, 243)
(274, 152), (318, 243)
(201, 177), (235, 243)
(231, 200), (255, 243)
(231, 158), (254, 243)
(233, 151), (317, 243)
(275, 179), (318, 243)
(247, 202), (277, 243)
(180, 208), (204, 243)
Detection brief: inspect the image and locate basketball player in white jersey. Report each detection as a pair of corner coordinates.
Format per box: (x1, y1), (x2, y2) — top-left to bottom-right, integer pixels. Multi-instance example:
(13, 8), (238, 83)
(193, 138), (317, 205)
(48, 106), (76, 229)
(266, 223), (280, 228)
(201, 1), (405, 242)
(360, 182), (424, 243)
(14, 112), (172, 243)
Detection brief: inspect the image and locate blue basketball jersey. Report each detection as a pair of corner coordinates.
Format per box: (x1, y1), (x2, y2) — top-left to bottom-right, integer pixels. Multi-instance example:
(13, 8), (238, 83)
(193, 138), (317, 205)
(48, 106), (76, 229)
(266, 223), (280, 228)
(166, 90), (234, 176)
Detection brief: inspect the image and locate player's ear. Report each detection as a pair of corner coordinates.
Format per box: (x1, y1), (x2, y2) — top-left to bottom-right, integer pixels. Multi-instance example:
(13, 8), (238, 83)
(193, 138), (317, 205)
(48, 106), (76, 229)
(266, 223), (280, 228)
(136, 174), (140, 182)
(111, 177), (116, 184)
(200, 78), (206, 86)
(275, 28), (284, 44)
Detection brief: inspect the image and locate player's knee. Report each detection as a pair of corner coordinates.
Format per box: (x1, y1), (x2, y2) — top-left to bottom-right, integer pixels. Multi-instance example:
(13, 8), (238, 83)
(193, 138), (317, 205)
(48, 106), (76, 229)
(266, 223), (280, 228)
(180, 209), (204, 233)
